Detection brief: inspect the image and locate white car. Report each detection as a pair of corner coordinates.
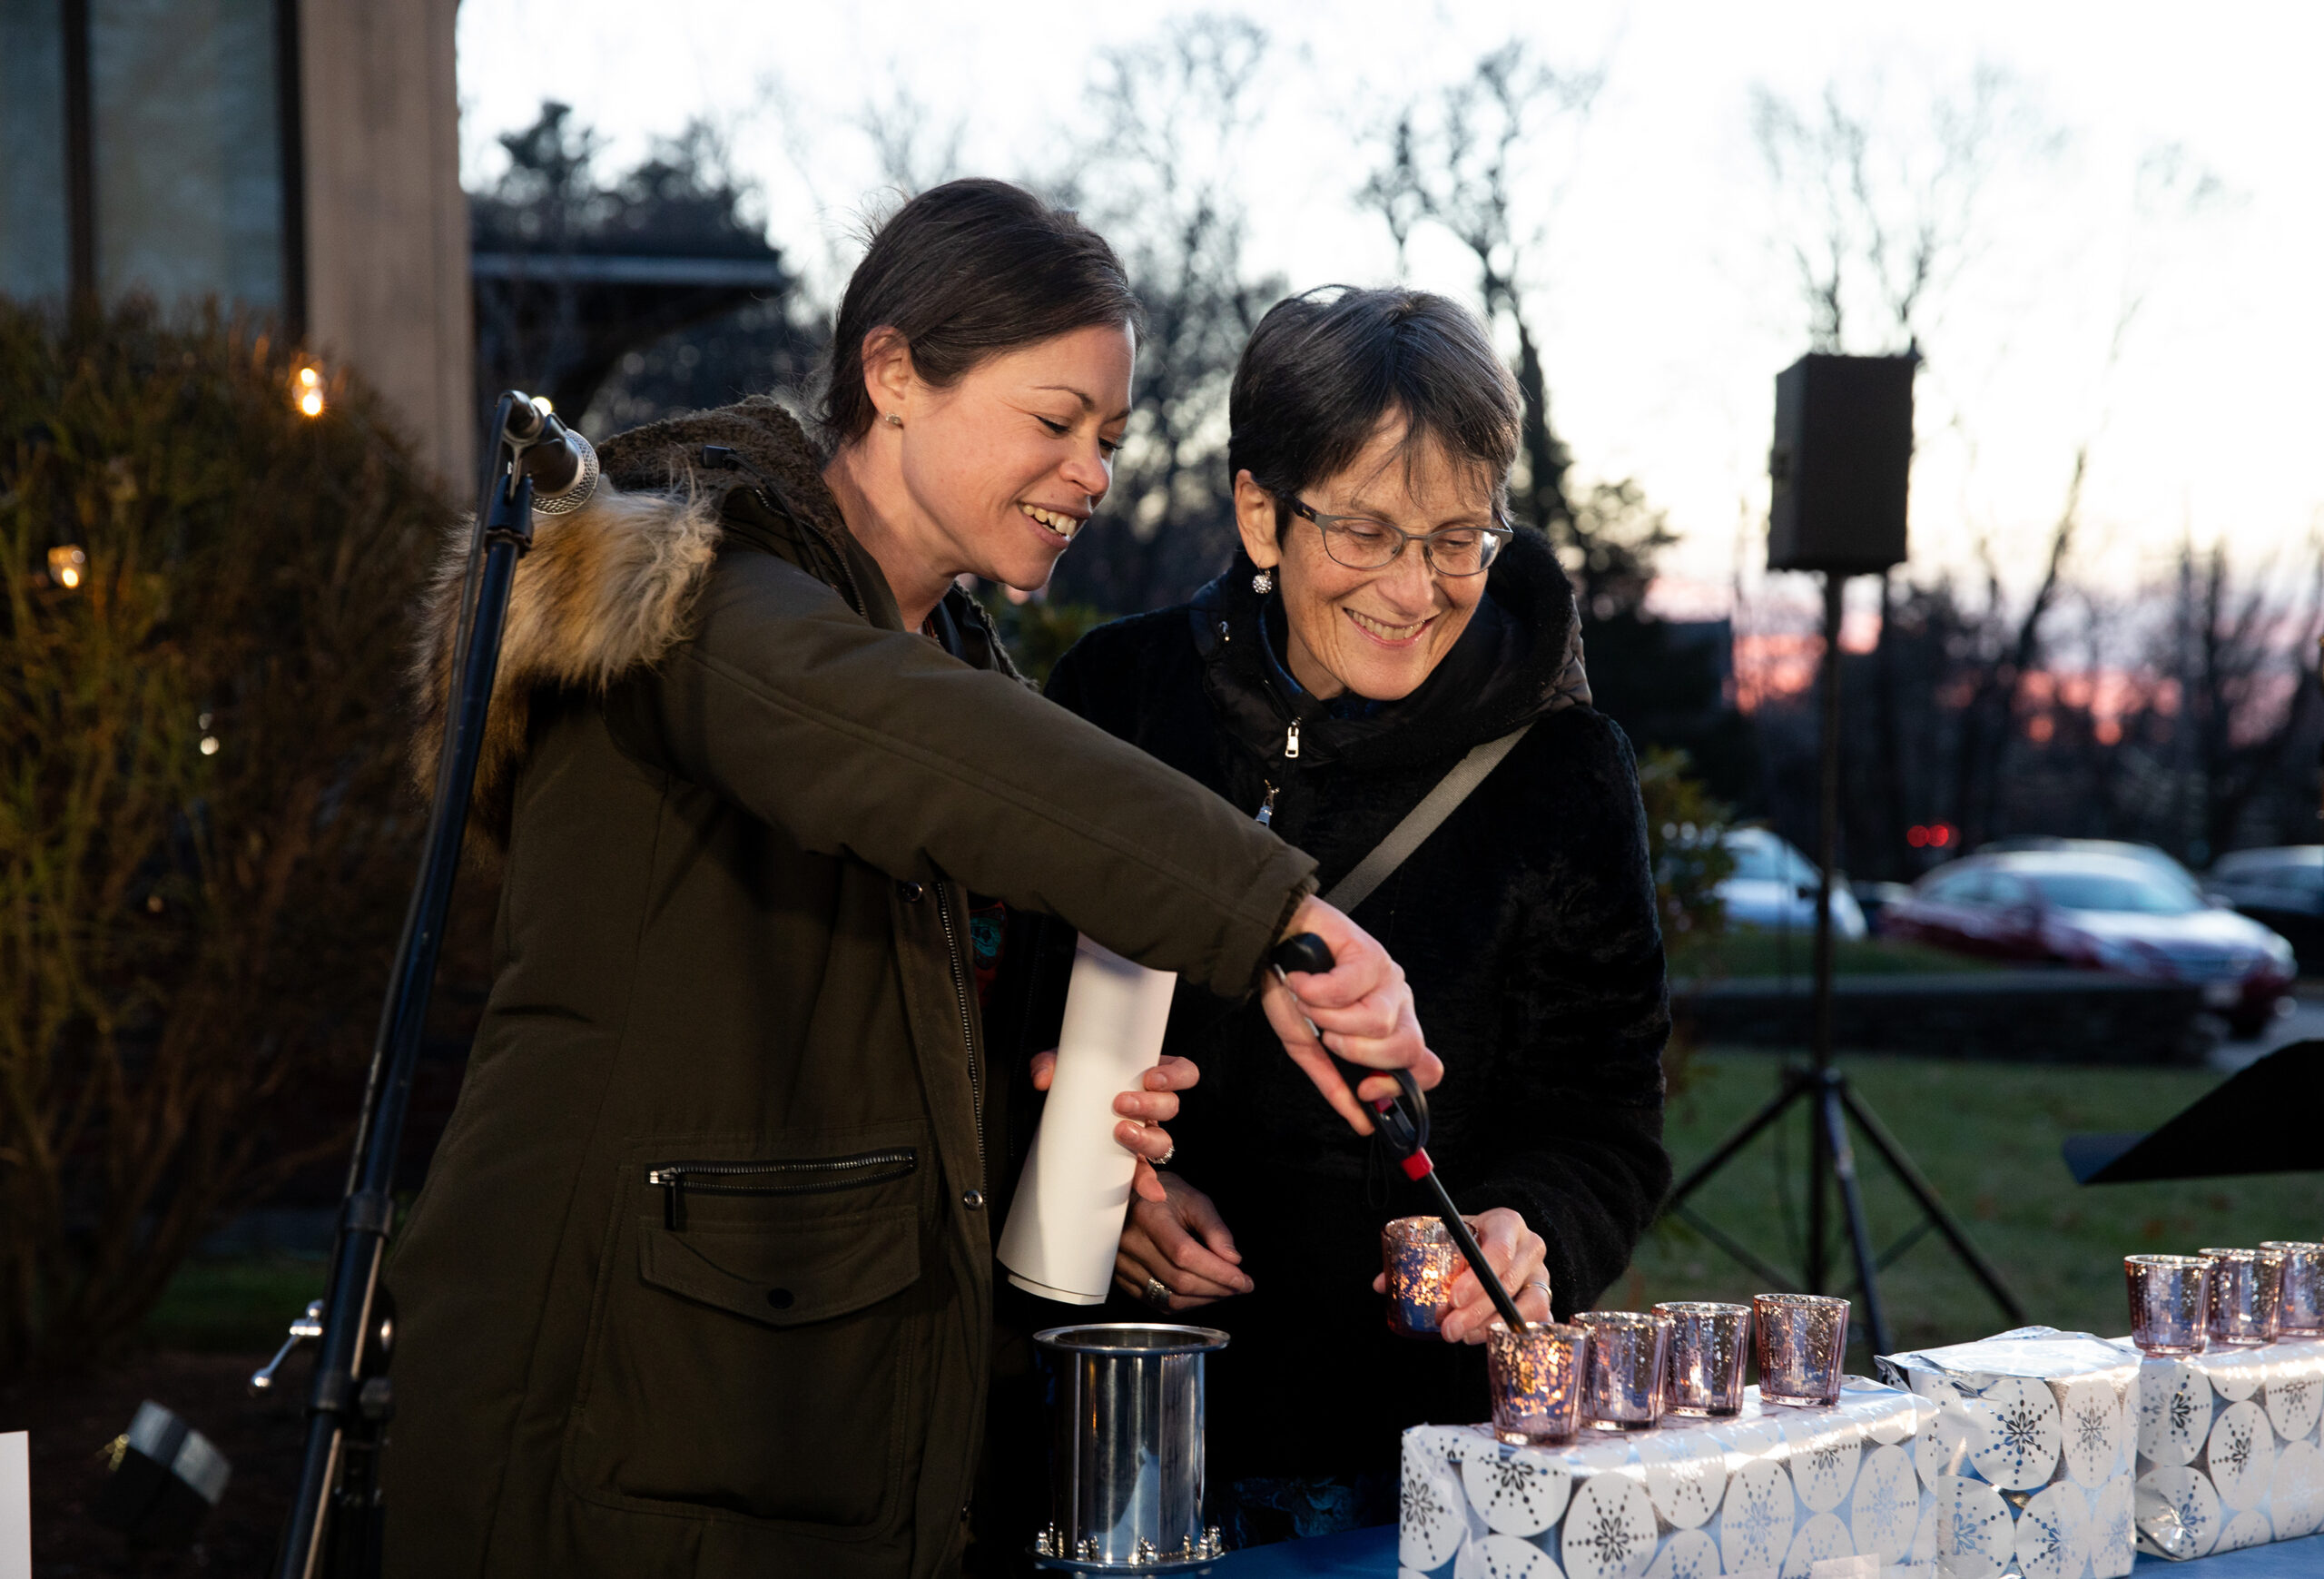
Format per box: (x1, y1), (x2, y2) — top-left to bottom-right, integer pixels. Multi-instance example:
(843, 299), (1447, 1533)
(1718, 827), (1867, 939)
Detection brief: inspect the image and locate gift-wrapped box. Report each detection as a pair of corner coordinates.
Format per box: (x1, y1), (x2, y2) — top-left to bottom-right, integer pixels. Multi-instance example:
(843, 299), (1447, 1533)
(1398, 1377), (1933, 1579)
(2128, 1334), (2324, 1560)
(1876, 1327), (2141, 1579)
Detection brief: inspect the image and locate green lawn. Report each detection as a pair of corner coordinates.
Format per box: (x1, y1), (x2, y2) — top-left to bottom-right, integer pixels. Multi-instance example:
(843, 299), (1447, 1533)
(1673, 932), (2002, 983)
(141, 1254), (326, 1351)
(1615, 1047), (2319, 1358)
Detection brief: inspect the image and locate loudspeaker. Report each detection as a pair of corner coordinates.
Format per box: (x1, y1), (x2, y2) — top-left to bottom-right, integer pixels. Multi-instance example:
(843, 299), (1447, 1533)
(1768, 352), (1915, 573)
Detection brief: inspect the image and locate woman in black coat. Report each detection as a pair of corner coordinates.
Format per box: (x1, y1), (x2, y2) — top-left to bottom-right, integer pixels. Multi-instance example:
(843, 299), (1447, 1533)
(1040, 287), (1671, 1543)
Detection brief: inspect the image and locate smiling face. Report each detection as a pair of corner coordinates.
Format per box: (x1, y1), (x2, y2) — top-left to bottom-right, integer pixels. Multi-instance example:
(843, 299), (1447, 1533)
(1236, 418), (1495, 702)
(871, 321), (1134, 598)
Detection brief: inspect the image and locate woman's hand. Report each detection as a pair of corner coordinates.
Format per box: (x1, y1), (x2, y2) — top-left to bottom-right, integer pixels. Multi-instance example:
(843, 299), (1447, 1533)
(1113, 1174), (1253, 1313)
(1263, 896), (1443, 1134)
(1370, 1208), (1551, 1343)
(1029, 1049), (1199, 1204)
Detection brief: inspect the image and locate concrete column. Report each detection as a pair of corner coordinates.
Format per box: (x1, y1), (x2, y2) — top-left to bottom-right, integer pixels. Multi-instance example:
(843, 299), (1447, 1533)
(296, 0), (473, 489)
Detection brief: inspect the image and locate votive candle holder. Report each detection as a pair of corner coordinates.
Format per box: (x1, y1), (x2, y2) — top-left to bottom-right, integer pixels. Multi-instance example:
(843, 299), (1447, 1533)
(1486, 1321), (1590, 1446)
(1383, 1216), (1462, 1338)
(1754, 1293), (1849, 1407)
(2125, 1255), (2212, 1356)
(2261, 1242), (2324, 1337)
(1576, 1310), (1671, 1431)
(1656, 1301), (1751, 1417)
(2201, 1247), (2283, 1347)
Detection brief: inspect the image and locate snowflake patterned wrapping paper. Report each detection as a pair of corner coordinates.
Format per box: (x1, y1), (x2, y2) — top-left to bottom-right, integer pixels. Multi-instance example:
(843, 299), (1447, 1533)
(2126, 1333), (2324, 1560)
(1397, 1377), (1934, 1579)
(1876, 1326), (2141, 1579)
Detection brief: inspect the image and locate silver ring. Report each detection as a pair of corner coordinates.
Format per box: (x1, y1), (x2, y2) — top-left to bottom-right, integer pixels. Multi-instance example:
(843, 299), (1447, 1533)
(1143, 1277), (1173, 1310)
(1153, 1140), (1176, 1168)
(1525, 1279), (1550, 1299)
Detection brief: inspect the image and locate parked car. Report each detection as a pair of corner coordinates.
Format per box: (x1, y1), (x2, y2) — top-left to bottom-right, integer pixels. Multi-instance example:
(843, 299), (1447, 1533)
(2206, 845), (2324, 972)
(1850, 880), (1916, 935)
(1882, 850), (2296, 1035)
(1718, 827), (1867, 939)
(1974, 836), (2212, 903)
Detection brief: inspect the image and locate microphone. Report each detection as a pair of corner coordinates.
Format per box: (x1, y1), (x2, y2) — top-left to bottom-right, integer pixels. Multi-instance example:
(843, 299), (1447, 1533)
(499, 392), (599, 516)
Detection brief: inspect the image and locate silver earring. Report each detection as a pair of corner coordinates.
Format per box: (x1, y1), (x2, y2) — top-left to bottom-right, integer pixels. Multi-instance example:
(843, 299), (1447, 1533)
(1251, 567), (1274, 595)
(882, 413), (903, 429)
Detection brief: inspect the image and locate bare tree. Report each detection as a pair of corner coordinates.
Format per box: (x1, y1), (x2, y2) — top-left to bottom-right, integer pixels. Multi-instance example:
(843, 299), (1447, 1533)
(1360, 43), (1626, 591)
(1040, 14), (1285, 611)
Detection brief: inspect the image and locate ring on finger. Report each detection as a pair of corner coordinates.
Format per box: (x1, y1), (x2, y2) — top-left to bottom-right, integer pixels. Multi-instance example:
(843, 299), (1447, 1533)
(1143, 1276), (1174, 1311)
(1153, 1139), (1176, 1167)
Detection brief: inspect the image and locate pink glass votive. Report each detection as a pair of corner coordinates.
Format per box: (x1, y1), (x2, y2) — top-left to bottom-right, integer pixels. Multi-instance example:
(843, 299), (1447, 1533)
(2260, 1242), (2324, 1337)
(1656, 1301), (1751, 1417)
(1486, 1321), (1590, 1445)
(1754, 1293), (1849, 1406)
(2125, 1255), (2212, 1355)
(1383, 1217), (1461, 1338)
(1576, 1310), (1671, 1431)
(2201, 1247), (2283, 1347)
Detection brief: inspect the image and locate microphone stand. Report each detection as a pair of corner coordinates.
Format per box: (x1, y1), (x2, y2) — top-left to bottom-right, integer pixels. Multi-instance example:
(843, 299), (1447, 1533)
(271, 394), (543, 1579)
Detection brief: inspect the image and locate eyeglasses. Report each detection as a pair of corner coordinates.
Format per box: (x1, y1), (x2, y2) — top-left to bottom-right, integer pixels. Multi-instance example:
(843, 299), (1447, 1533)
(1284, 497), (1512, 577)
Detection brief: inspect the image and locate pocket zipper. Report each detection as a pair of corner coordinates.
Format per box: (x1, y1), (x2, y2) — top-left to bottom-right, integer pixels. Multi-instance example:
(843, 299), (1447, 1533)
(645, 1148), (917, 1231)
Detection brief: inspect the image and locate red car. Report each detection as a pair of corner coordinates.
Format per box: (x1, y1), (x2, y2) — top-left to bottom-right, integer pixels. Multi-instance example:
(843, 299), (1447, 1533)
(1883, 850), (2297, 1036)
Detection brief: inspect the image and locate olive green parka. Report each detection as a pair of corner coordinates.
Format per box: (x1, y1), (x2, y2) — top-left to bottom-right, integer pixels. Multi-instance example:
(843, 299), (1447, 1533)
(379, 399), (1315, 1579)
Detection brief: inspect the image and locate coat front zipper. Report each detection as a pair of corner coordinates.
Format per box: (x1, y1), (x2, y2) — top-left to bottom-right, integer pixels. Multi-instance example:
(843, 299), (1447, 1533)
(1256, 785), (1278, 827)
(1285, 719), (1301, 759)
(645, 1148), (917, 1230)
(931, 884), (985, 1195)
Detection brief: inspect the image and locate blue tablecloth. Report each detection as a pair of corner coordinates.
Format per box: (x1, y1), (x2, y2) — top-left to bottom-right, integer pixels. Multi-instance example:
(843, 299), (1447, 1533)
(1206, 1525), (2324, 1578)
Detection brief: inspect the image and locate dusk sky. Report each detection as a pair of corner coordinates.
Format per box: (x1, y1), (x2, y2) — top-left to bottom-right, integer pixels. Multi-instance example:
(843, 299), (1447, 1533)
(458, 0), (2324, 620)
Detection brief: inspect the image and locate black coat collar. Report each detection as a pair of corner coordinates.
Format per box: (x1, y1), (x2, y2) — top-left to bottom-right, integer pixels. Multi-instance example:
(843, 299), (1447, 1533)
(1187, 526), (1582, 773)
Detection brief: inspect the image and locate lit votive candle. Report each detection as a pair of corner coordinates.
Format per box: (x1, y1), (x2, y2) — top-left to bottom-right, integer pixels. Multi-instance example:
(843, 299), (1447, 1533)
(2202, 1247), (2284, 1347)
(2125, 1255), (2211, 1355)
(1487, 1321), (1590, 1446)
(1383, 1216), (1462, 1338)
(2262, 1242), (2324, 1337)
(1754, 1293), (1850, 1407)
(1656, 1301), (1751, 1417)
(1577, 1310), (1672, 1431)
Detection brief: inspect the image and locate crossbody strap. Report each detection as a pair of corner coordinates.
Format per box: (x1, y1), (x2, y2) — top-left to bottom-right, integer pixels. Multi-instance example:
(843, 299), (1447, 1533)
(1322, 723), (1534, 914)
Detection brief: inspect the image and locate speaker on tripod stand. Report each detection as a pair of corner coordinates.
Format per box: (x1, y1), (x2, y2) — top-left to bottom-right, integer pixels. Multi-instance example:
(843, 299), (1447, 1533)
(1662, 352), (2024, 1358)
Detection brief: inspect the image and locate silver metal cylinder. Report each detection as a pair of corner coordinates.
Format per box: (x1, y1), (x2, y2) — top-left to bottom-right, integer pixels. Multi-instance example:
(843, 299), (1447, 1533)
(1033, 1323), (1228, 1572)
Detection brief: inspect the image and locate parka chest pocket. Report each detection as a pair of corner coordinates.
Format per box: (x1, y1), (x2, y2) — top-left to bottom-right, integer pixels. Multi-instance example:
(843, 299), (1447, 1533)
(638, 1150), (921, 1326)
(566, 1140), (936, 1535)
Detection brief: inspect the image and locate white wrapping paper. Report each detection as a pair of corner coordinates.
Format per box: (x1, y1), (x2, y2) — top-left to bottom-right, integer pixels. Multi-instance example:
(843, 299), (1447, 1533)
(996, 935), (1177, 1304)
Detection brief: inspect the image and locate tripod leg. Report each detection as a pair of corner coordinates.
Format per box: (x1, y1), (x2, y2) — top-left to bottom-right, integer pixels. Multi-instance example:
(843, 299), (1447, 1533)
(1821, 1076), (1892, 1357)
(1665, 1068), (1811, 1209)
(1838, 1082), (2027, 1326)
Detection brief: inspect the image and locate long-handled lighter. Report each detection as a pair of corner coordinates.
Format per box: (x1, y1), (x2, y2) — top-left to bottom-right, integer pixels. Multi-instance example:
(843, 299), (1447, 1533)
(1271, 933), (1531, 1334)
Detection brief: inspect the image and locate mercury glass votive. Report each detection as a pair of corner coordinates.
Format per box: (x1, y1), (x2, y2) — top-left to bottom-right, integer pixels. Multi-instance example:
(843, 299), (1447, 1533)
(1753, 1293), (1849, 1407)
(2125, 1254), (2212, 1355)
(1576, 1310), (1671, 1431)
(1383, 1216), (1462, 1338)
(1486, 1321), (1590, 1446)
(2201, 1247), (2284, 1347)
(1655, 1301), (1751, 1417)
(2261, 1242), (2324, 1336)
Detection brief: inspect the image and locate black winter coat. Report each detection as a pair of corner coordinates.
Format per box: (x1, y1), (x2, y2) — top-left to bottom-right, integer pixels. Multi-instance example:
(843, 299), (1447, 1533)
(1038, 528), (1671, 1481)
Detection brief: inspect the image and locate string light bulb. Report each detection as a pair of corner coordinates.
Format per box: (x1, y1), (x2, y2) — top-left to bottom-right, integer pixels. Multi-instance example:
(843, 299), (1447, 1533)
(294, 364), (325, 418)
(47, 545), (86, 590)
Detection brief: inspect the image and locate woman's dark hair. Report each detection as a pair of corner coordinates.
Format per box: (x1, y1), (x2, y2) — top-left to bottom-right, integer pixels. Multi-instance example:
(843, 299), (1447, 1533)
(816, 178), (1145, 450)
(1227, 286), (1520, 523)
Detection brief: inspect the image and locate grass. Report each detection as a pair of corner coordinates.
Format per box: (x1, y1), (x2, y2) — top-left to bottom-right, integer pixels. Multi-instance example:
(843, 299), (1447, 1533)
(1613, 1047), (2319, 1358)
(139, 1255), (326, 1352)
(1675, 932), (2004, 982)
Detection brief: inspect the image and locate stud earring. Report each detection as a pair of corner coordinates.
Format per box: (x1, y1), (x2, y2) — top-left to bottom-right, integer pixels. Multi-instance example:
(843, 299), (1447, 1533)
(883, 413), (903, 429)
(1251, 567), (1275, 595)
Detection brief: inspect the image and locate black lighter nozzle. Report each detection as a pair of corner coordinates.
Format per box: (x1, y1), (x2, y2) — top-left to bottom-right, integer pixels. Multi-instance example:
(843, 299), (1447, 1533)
(1270, 932), (1335, 977)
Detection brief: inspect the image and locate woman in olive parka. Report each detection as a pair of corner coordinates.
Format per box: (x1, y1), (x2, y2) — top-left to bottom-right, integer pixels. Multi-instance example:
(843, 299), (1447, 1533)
(379, 181), (1440, 1579)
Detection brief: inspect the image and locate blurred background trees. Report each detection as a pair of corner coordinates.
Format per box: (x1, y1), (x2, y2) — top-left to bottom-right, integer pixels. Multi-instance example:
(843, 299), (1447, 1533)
(0, 300), (448, 1376)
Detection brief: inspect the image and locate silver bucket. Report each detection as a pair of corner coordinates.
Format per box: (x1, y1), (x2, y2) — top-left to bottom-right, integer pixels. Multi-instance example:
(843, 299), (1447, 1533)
(1031, 1323), (1229, 1572)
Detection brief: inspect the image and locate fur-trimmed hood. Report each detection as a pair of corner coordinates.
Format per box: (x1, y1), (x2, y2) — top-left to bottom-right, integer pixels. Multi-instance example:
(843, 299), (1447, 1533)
(407, 398), (859, 846)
